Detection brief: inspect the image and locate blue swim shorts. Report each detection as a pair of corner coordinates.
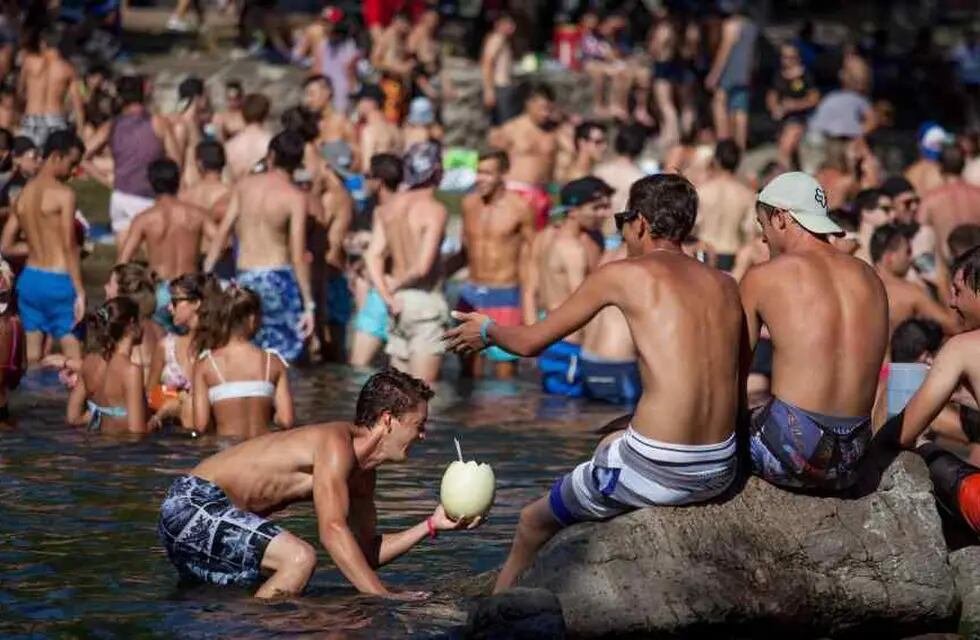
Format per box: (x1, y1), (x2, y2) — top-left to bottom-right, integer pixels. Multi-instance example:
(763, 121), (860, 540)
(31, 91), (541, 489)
(580, 351), (641, 406)
(353, 288), (388, 342)
(237, 267), (304, 362)
(724, 85), (750, 113)
(322, 273), (353, 327)
(537, 340), (584, 398)
(16, 266), (76, 338)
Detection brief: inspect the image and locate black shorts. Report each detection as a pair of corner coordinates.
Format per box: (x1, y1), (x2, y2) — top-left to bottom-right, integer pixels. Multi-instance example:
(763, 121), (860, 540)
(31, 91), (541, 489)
(962, 405), (980, 443)
(750, 337), (773, 378)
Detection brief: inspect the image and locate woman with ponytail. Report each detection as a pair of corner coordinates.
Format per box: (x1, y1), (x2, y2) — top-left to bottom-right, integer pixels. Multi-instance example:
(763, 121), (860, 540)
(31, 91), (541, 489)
(192, 284), (293, 438)
(66, 297), (148, 433)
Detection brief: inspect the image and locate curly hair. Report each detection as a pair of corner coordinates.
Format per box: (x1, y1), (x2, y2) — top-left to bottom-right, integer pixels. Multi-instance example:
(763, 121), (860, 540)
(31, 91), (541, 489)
(354, 368), (434, 427)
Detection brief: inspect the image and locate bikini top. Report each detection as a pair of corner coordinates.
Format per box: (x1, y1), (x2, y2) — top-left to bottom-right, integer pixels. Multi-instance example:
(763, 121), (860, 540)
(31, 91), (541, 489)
(161, 334), (191, 391)
(201, 349), (285, 404)
(87, 400), (127, 432)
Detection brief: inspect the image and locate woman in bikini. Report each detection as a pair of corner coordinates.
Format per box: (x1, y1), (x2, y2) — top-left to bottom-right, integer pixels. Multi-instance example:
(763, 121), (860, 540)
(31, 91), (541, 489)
(192, 285), (294, 439)
(66, 298), (148, 434)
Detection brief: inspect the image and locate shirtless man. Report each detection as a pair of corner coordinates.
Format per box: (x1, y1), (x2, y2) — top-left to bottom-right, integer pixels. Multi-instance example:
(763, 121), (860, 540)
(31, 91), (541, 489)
(870, 223), (960, 336)
(180, 141), (233, 278)
(593, 124), (646, 213)
(740, 172), (889, 492)
(211, 80), (244, 141)
(302, 75), (354, 148)
(852, 188), (893, 264)
(558, 121), (606, 184)
(480, 13), (517, 126)
(0, 130), (84, 364)
(905, 123), (949, 197)
(445, 174), (742, 592)
(18, 28), (84, 149)
(354, 85), (401, 174)
(525, 177), (608, 396)
(167, 77), (210, 180)
(489, 83), (558, 229)
(158, 368), (481, 598)
(456, 150), (535, 379)
(696, 140), (755, 272)
(224, 93), (272, 181)
(919, 144), (980, 276)
(370, 12), (414, 82)
(314, 165), (354, 363)
(205, 131), (315, 363)
(365, 142), (448, 383)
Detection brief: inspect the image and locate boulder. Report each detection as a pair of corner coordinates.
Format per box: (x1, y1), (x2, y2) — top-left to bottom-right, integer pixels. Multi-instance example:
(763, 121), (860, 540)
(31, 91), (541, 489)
(950, 546), (980, 638)
(510, 452), (957, 638)
(462, 587), (565, 640)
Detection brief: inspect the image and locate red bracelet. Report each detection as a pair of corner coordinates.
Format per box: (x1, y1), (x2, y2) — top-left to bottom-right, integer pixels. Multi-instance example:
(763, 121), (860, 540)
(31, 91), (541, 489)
(426, 516), (437, 540)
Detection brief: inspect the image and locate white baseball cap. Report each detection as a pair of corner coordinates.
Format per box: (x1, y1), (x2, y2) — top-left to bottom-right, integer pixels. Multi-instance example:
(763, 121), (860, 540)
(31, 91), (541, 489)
(757, 171), (842, 235)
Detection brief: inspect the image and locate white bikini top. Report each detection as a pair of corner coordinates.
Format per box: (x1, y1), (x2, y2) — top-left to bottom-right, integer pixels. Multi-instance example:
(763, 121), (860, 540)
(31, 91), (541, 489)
(201, 349), (285, 404)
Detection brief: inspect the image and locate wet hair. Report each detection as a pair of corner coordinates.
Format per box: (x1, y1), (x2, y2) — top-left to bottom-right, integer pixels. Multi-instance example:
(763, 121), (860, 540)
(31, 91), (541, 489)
(196, 140), (225, 172)
(828, 207), (859, 233)
(870, 223), (908, 264)
(178, 76), (205, 100)
(477, 149), (509, 173)
(42, 130), (84, 159)
(952, 245), (980, 294)
(354, 368), (434, 427)
(891, 318), (943, 363)
(195, 285), (262, 351)
(302, 74), (333, 93)
(573, 121), (605, 149)
(948, 224), (980, 261)
(714, 139), (741, 172)
(116, 75), (144, 106)
(627, 174), (698, 242)
(269, 131), (306, 172)
(854, 188), (883, 215)
(242, 93), (270, 124)
(614, 124), (646, 158)
(369, 153), (403, 191)
(940, 143), (966, 176)
(522, 81), (555, 105)
(112, 262), (158, 318)
(86, 297), (140, 359)
(280, 106), (319, 143)
(148, 158), (180, 195)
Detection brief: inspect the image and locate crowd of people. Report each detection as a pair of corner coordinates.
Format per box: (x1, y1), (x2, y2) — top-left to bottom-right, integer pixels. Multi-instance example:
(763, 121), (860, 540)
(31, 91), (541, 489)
(1, 0), (980, 606)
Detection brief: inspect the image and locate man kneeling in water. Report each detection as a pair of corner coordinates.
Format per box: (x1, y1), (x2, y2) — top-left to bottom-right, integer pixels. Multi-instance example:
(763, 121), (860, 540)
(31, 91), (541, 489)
(158, 369), (481, 598)
(446, 174), (743, 593)
(740, 172), (889, 491)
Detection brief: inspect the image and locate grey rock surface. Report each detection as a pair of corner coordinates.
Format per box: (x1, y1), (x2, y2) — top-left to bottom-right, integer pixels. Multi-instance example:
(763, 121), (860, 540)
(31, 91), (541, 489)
(463, 587), (565, 640)
(951, 546), (980, 638)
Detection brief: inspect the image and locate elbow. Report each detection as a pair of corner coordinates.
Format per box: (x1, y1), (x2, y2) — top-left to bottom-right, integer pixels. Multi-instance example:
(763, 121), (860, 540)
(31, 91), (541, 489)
(275, 411), (295, 430)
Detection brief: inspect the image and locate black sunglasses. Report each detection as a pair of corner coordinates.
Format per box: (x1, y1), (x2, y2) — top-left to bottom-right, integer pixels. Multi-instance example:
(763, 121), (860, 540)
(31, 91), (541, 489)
(614, 209), (639, 232)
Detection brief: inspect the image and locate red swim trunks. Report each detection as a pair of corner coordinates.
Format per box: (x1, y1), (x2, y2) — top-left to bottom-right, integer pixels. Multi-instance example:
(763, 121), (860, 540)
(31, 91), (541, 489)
(506, 180), (551, 230)
(958, 473), (980, 533)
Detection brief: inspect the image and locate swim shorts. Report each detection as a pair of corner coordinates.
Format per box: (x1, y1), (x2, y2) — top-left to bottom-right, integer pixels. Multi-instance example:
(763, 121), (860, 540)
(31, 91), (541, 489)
(322, 273), (353, 327)
(16, 266), (76, 338)
(506, 180), (551, 230)
(749, 337), (773, 378)
(580, 351), (641, 406)
(353, 288), (388, 341)
(724, 86), (750, 113)
(537, 339), (584, 398)
(749, 396), (871, 491)
(385, 289), (449, 362)
(715, 253), (736, 272)
(549, 426), (736, 526)
(109, 190), (154, 234)
(456, 282), (521, 363)
(917, 443), (980, 533)
(18, 113), (68, 148)
(961, 405), (980, 443)
(153, 280), (177, 333)
(158, 474), (284, 587)
(237, 266), (304, 362)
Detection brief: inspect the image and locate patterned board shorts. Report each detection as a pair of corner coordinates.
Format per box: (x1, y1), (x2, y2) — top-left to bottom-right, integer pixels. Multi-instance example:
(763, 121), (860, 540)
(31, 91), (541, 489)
(236, 267), (304, 363)
(158, 475), (283, 587)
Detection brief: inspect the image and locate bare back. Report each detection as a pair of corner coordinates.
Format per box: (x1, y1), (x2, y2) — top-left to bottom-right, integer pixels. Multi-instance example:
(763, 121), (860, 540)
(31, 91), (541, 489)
(499, 116), (557, 185)
(696, 174), (755, 255)
(582, 246), (635, 360)
(745, 247), (888, 416)
(81, 354), (134, 434)
(234, 173), (305, 270)
(131, 199), (209, 280)
(197, 344), (286, 439)
(225, 127), (272, 180)
(921, 181), (980, 261)
(461, 190), (533, 285)
(379, 189), (446, 290)
(15, 176), (72, 271)
(21, 52), (74, 116)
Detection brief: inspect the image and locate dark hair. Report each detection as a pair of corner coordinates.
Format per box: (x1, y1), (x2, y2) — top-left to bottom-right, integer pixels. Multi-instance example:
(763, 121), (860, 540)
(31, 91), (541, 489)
(269, 131), (306, 172)
(369, 153), (403, 191)
(880, 175), (915, 198)
(12, 136), (35, 157)
(828, 207), (859, 233)
(302, 74), (333, 93)
(854, 188), (883, 214)
(891, 318), (943, 363)
(242, 93), (270, 124)
(477, 149), (509, 173)
(225, 79), (243, 93)
(354, 368), (434, 427)
(40, 26), (61, 49)
(178, 76), (205, 100)
(42, 130), (84, 159)
(714, 139), (741, 173)
(614, 124), (646, 158)
(195, 285), (262, 351)
(87, 64), (111, 80)
(170, 271), (222, 302)
(0, 127), (11, 152)
(948, 224), (980, 261)
(281, 106), (319, 143)
(627, 174), (698, 242)
(112, 262), (157, 318)
(85, 89), (118, 127)
(87, 297), (140, 359)
(196, 140), (225, 172)
(574, 121), (605, 149)
(940, 143), (966, 175)
(870, 223), (908, 264)
(117, 75), (144, 106)
(148, 158), (180, 195)
(952, 245), (980, 294)
(522, 81), (555, 104)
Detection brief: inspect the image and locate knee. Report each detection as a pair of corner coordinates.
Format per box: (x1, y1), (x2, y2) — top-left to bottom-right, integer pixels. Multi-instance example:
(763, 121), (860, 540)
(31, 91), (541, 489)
(288, 540), (317, 574)
(517, 503), (544, 532)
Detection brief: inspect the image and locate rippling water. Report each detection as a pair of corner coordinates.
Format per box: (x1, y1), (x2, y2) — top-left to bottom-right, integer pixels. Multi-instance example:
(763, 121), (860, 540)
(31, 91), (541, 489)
(0, 364), (622, 638)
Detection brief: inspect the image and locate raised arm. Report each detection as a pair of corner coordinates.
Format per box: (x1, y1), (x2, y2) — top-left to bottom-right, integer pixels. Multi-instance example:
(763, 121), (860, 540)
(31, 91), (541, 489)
(203, 188), (240, 272)
(899, 337), (967, 447)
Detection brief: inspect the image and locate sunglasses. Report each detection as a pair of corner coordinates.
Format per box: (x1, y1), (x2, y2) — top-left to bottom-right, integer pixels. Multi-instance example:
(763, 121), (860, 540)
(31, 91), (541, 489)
(614, 209), (639, 232)
(897, 196), (920, 208)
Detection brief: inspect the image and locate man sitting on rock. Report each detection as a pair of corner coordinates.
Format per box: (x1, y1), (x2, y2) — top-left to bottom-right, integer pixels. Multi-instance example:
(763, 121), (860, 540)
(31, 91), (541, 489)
(739, 172), (889, 492)
(445, 174), (744, 593)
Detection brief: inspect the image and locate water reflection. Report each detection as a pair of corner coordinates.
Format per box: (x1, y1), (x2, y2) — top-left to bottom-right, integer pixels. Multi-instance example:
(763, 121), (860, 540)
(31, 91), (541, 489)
(0, 364), (618, 637)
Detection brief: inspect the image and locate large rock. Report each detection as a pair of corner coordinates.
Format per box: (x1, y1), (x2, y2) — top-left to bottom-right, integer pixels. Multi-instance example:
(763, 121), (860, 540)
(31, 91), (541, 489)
(512, 452), (957, 638)
(951, 547), (980, 638)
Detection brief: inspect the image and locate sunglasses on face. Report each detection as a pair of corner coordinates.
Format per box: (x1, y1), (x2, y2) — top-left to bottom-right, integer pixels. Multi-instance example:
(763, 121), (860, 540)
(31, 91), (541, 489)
(897, 196), (920, 208)
(614, 209), (639, 232)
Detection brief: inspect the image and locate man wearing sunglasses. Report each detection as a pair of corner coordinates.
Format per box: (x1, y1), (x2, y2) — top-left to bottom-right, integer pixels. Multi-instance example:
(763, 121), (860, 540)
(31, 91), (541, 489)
(446, 174), (743, 592)
(740, 171), (889, 492)
(852, 188), (892, 265)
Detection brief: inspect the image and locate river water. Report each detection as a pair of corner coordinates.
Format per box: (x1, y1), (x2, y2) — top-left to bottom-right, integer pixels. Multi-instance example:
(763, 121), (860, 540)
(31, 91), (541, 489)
(0, 364), (621, 638)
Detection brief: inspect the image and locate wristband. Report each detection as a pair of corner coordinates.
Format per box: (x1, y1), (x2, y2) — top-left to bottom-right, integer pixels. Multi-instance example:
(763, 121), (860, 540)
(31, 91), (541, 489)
(479, 318), (495, 347)
(426, 516), (437, 540)
(303, 301), (315, 314)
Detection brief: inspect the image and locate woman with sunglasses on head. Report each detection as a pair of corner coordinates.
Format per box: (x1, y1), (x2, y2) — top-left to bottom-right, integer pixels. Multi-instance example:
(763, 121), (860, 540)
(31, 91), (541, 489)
(67, 298), (148, 434)
(192, 284), (294, 439)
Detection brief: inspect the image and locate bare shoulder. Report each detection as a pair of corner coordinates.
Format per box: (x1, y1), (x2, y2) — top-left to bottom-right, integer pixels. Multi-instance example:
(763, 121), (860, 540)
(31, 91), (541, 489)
(310, 422), (357, 463)
(460, 192), (480, 214)
(503, 191), (534, 216)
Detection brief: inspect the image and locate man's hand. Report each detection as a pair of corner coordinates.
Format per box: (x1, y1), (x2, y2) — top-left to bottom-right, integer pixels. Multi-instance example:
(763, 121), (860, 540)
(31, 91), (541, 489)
(73, 292), (86, 323)
(297, 310), (315, 339)
(430, 504), (484, 531)
(386, 295), (404, 319)
(442, 311), (491, 354)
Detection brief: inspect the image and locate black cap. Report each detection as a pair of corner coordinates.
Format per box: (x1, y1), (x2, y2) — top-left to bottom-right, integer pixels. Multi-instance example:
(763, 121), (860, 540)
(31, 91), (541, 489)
(880, 175), (915, 198)
(559, 176), (613, 207)
(353, 84), (385, 105)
